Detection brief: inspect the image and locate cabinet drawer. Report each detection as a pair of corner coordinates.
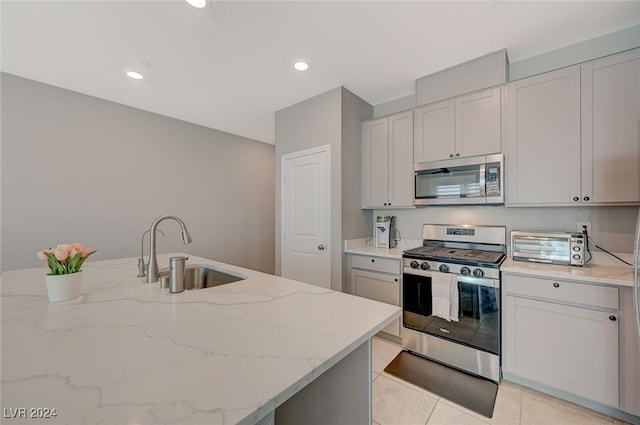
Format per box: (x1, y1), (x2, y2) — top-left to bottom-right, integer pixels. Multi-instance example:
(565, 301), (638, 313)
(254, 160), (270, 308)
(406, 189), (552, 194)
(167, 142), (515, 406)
(350, 255), (401, 274)
(504, 274), (618, 310)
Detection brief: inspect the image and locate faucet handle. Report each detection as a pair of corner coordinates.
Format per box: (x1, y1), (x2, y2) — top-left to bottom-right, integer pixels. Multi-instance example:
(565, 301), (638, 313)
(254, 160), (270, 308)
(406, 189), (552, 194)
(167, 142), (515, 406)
(137, 258), (147, 277)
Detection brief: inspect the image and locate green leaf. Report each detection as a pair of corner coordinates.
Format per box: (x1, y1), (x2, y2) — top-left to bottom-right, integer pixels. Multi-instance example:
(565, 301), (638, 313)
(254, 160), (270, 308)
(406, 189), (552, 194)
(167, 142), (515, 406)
(68, 252), (82, 273)
(45, 252), (64, 275)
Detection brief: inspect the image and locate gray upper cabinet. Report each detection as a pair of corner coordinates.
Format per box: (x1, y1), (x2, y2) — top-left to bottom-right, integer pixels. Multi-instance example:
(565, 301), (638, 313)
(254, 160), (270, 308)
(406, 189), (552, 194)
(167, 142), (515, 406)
(506, 48), (640, 206)
(581, 49), (640, 204)
(362, 111), (414, 209)
(414, 87), (502, 163)
(505, 66), (581, 205)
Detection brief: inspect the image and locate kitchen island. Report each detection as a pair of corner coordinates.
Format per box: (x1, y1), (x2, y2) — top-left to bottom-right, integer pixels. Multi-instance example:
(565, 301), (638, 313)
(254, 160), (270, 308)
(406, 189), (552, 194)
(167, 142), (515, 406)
(1, 254), (401, 425)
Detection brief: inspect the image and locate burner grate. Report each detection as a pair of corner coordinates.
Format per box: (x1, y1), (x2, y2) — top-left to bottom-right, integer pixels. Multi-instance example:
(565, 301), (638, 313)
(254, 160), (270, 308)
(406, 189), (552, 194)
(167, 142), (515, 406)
(403, 246), (505, 266)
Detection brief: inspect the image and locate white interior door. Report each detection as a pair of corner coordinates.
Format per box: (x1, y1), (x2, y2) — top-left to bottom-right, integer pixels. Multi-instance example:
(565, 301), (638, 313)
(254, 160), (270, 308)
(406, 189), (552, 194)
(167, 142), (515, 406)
(281, 145), (330, 289)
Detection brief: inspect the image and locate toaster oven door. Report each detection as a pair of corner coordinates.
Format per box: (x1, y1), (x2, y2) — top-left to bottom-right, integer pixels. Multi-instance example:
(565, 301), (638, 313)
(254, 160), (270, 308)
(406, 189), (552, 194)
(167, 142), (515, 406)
(511, 235), (572, 264)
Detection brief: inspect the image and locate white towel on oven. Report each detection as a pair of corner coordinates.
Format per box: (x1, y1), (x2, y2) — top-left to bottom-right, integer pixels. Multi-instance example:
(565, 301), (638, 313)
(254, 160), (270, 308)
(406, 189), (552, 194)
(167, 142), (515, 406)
(431, 271), (459, 322)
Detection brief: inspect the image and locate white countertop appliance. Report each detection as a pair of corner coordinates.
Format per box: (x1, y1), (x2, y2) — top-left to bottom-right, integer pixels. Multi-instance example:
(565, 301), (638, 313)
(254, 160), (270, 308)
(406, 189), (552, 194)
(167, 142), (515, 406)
(375, 215), (397, 248)
(511, 230), (585, 266)
(402, 224), (507, 382)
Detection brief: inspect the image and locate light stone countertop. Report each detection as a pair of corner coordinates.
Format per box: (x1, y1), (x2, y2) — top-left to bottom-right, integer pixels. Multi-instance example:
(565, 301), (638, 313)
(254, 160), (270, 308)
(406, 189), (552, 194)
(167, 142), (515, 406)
(344, 238), (422, 259)
(1, 253), (400, 425)
(501, 256), (634, 288)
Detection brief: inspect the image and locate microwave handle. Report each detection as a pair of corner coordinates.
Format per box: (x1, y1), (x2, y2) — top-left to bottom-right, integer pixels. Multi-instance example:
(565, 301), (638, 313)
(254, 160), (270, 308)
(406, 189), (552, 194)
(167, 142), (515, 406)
(479, 163), (486, 197)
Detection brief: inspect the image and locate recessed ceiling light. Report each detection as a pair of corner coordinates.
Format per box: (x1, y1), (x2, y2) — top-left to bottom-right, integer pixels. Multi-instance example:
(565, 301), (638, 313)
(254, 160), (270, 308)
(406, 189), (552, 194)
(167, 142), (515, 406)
(125, 70), (144, 80)
(186, 0), (207, 8)
(293, 60), (309, 71)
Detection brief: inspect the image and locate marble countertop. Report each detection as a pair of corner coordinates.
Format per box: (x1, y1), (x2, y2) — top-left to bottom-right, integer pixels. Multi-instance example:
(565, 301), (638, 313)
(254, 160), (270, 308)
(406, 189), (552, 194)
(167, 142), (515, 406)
(1, 254), (400, 425)
(501, 257), (634, 288)
(343, 238), (421, 259)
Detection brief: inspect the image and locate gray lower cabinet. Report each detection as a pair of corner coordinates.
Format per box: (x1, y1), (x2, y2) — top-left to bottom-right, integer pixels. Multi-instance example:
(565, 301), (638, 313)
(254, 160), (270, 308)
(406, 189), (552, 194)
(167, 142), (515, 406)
(502, 273), (619, 408)
(618, 286), (640, 417)
(348, 254), (401, 337)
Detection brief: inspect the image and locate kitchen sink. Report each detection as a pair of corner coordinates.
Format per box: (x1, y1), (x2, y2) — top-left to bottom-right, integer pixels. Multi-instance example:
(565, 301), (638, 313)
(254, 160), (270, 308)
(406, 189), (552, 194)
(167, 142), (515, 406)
(160, 265), (247, 290)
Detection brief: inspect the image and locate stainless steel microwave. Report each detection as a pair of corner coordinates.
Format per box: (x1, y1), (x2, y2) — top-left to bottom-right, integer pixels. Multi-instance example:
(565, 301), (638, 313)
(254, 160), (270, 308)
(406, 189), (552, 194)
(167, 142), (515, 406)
(414, 154), (504, 206)
(511, 231), (585, 266)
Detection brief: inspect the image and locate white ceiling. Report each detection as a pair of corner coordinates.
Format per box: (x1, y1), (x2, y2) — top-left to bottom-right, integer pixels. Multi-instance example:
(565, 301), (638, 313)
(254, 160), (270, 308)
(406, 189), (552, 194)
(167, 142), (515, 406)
(2, 1), (640, 145)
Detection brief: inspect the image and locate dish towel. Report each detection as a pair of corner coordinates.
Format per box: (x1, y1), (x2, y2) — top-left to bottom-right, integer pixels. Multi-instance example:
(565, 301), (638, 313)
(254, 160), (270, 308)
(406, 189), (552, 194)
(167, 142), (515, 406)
(431, 271), (460, 322)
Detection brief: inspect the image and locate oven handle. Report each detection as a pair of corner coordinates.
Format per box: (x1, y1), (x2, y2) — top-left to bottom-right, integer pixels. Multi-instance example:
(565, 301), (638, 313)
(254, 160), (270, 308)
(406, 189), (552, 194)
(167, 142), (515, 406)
(403, 268), (500, 289)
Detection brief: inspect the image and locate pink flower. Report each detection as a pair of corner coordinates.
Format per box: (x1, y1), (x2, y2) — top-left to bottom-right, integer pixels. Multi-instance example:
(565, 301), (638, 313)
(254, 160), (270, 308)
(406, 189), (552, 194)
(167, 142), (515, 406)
(37, 242), (96, 275)
(53, 244), (71, 261)
(69, 243), (93, 258)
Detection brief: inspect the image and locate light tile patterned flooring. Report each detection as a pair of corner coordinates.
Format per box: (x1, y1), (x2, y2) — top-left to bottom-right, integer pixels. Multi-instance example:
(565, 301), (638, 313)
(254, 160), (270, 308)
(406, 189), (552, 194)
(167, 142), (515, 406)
(371, 337), (631, 425)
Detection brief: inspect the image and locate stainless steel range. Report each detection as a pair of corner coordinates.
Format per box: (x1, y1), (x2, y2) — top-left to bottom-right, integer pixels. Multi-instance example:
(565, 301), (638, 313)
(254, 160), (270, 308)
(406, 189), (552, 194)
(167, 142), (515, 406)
(402, 224), (506, 382)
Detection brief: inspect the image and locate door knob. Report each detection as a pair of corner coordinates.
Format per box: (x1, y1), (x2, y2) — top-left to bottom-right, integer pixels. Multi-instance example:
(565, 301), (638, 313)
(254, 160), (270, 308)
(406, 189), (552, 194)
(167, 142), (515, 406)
(318, 244), (325, 251)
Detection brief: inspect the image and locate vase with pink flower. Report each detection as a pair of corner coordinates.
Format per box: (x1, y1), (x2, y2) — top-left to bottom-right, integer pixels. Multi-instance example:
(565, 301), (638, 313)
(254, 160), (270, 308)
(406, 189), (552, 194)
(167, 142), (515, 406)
(37, 243), (96, 302)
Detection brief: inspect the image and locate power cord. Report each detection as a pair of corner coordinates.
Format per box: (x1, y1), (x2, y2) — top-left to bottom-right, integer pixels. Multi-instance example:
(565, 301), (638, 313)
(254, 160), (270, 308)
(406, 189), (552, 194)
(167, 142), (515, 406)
(582, 225), (633, 267)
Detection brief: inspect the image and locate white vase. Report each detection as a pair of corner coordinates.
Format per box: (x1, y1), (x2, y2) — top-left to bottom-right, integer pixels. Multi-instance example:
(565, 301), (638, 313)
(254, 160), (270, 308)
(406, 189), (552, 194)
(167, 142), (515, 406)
(45, 272), (83, 302)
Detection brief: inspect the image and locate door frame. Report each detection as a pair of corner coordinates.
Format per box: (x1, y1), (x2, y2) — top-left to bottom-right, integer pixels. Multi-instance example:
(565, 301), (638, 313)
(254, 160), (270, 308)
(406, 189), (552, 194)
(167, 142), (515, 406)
(280, 144), (331, 288)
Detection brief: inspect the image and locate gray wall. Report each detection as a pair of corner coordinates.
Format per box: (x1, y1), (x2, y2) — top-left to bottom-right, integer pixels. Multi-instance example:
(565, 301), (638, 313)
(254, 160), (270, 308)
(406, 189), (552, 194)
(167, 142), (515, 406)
(341, 88), (374, 242)
(509, 24), (640, 81)
(275, 87), (342, 287)
(374, 24), (640, 118)
(1, 73), (276, 273)
(275, 87), (373, 291)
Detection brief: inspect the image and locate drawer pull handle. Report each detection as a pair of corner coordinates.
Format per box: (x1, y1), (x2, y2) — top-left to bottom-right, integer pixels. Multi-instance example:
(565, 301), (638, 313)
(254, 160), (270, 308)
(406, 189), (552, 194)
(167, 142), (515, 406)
(371, 259), (375, 262)
(439, 328), (450, 334)
(609, 315), (617, 321)
(553, 282), (560, 288)
(394, 278), (398, 282)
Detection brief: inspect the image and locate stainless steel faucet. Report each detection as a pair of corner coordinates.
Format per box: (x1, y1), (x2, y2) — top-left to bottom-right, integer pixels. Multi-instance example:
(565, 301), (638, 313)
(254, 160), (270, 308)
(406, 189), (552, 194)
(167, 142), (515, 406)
(137, 228), (165, 277)
(146, 215), (192, 283)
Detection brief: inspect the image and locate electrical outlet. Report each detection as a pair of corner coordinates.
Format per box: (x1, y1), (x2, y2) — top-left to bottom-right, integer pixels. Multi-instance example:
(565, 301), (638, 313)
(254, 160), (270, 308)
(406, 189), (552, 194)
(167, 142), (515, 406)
(578, 222), (592, 235)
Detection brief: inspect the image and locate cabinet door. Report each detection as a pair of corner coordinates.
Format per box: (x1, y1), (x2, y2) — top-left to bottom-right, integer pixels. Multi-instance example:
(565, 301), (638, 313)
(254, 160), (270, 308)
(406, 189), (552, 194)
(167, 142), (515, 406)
(350, 268), (401, 336)
(456, 87), (502, 158)
(362, 118), (389, 208)
(413, 100), (455, 163)
(581, 49), (640, 204)
(505, 67), (581, 205)
(504, 295), (618, 407)
(388, 111), (414, 207)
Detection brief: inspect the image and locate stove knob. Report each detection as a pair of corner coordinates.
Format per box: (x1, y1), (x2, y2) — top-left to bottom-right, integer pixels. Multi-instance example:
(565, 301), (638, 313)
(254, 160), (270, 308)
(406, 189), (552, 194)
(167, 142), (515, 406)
(410, 260), (419, 269)
(460, 267), (471, 276)
(472, 268), (484, 278)
(439, 264), (450, 273)
(420, 262), (430, 270)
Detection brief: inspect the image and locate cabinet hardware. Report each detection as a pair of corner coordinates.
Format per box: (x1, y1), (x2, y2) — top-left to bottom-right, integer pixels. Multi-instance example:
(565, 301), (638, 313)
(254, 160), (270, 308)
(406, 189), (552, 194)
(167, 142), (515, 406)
(609, 315), (617, 321)
(573, 197), (580, 201)
(317, 244), (325, 251)
(439, 328), (450, 334)
(553, 282), (560, 288)
(583, 196), (590, 201)
(449, 154), (454, 158)
(371, 259), (375, 262)
(394, 278), (398, 282)
(455, 153), (460, 157)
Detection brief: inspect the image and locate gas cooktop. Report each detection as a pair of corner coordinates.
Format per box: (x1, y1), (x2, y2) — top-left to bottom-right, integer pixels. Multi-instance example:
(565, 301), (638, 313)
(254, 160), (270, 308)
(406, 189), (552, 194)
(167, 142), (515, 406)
(403, 245), (506, 266)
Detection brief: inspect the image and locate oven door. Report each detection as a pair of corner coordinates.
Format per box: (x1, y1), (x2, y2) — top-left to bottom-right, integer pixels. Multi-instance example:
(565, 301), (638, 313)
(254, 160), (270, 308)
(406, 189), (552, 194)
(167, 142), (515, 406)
(402, 270), (500, 355)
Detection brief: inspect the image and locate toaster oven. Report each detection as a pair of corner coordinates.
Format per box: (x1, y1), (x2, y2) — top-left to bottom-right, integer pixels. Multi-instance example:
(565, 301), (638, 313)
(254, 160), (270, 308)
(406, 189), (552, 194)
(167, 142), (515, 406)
(511, 231), (585, 266)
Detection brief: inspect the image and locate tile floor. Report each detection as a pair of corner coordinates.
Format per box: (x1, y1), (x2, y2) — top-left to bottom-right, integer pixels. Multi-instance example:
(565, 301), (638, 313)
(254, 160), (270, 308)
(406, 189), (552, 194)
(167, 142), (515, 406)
(371, 336), (631, 425)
